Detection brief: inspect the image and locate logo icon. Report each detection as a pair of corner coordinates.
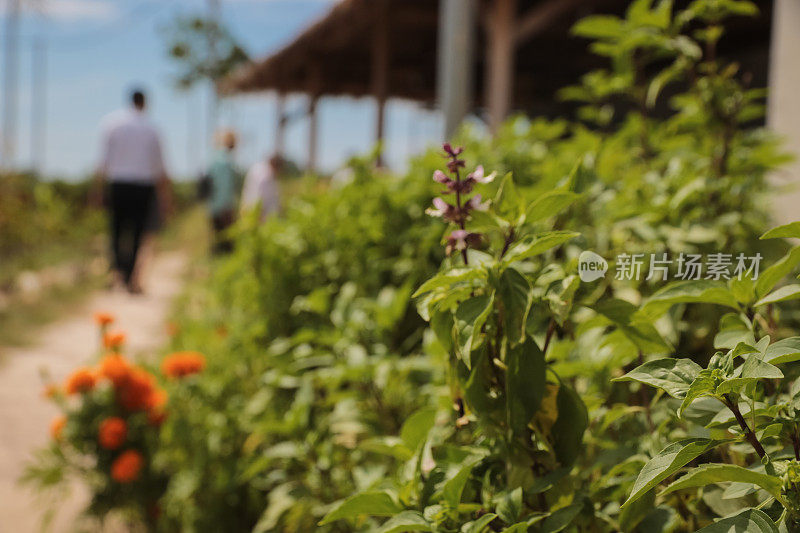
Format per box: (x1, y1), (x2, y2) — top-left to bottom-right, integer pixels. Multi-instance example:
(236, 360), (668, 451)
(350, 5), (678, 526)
(579, 250), (608, 282)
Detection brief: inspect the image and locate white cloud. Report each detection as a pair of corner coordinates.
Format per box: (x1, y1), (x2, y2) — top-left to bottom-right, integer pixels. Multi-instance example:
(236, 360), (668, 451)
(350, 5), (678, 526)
(45, 0), (117, 20)
(0, 0), (118, 21)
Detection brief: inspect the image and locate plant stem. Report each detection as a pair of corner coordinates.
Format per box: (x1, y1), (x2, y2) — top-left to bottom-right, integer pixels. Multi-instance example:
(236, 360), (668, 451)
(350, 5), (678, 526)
(723, 395), (766, 459)
(542, 319), (556, 355)
(792, 427), (800, 461)
(500, 227), (516, 258)
(450, 155), (469, 266)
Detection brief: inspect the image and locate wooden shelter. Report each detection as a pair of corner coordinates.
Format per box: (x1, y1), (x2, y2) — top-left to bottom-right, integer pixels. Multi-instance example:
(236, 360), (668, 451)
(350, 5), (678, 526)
(221, 0), (773, 169)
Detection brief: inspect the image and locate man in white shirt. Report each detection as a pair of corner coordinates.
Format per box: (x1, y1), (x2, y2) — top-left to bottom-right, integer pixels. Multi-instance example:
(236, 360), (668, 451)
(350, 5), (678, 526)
(241, 154), (282, 221)
(96, 89), (172, 293)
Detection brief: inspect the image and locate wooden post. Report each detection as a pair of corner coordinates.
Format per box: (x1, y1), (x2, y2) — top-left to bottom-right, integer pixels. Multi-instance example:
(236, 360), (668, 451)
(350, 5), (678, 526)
(372, 0), (389, 166)
(437, 0), (477, 140)
(769, 0), (800, 224)
(486, 0), (516, 134)
(274, 92), (286, 158)
(308, 95), (319, 172)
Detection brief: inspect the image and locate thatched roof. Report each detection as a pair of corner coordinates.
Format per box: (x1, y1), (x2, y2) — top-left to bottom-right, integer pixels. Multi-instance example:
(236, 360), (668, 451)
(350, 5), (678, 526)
(221, 0), (773, 114)
(220, 0), (437, 100)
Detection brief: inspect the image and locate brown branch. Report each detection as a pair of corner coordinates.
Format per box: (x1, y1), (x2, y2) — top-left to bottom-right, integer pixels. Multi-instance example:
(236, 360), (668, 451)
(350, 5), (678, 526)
(723, 395), (766, 459)
(542, 319), (556, 355)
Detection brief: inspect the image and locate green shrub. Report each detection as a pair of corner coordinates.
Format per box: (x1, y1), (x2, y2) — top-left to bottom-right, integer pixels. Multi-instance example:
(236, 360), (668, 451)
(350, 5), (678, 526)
(26, 1), (800, 531)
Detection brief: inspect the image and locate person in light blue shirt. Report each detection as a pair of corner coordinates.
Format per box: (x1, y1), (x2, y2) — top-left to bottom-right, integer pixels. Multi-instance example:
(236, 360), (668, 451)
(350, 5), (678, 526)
(207, 129), (241, 253)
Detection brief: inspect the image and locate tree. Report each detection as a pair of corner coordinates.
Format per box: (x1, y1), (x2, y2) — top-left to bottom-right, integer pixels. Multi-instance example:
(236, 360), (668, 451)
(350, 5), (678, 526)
(163, 15), (249, 91)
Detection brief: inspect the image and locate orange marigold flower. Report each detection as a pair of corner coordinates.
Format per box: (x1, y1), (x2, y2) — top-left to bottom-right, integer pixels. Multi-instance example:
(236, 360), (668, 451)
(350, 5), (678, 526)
(103, 331), (126, 350)
(64, 368), (96, 395)
(98, 353), (132, 387)
(50, 416), (66, 440)
(98, 417), (127, 450)
(111, 450), (143, 483)
(161, 351), (206, 379)
(94, 312), (115, 327)
(116, 368), (156, 411)
(146, 389), (168, 426)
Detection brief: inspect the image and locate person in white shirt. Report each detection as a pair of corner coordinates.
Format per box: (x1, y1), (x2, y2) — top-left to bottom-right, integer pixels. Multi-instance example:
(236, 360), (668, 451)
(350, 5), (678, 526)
(95, 89), (172, 293)
(241, 154), (282, 220)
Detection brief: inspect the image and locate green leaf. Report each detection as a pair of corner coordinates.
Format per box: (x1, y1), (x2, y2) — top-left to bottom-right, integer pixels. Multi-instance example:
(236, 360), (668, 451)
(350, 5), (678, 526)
(695, 508), (778, 533)
(440, 456), (483, 507)
(764, 337), (800, 364)
(498, 267), (533, 346)
(593, 298), (671, 354)
(501, 231), (580, 266)
(571, 15), (625, 39)
(525, 191), (579, 224)
(619, 489), (654, 532)
(463, 514), (498, 533)
(413, 267), (485, 298)
(319, 491), (403, 525)
(429, 309), (455, 353)
(455, 294), (495, 368)
(761, 222), (800, 240)
(550, 381), (588, 467)
(359, 437), (413, 461)
(548, 275), (580, 326)
(376, 511), (432, 533)
(643, 280), (740, 312)
(464, 347), (498, 418)
(729, 274), (755, 305)
(621, 438), (727, 509)
(400, 407), (437, 452)
(494, 173), (522, 218)
(540, 503), (583, 533)
(660, 464), (782, 500)
(740, 355), (783, 379)
(755, 284), (800, 307)
(506, 338), (546, 436)
(713, 313), (754, 350)
(613, 358), (702, 399)
(716, 356), (783, 395)
(755, 246), (800, 298)
(496, 487), (523, 524)
(678, 371), (717, 417)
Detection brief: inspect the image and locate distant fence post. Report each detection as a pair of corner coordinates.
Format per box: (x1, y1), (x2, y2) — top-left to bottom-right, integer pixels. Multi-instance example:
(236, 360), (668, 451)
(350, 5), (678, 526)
(768, 0), (800, 224)
(437, 0), (477, 140)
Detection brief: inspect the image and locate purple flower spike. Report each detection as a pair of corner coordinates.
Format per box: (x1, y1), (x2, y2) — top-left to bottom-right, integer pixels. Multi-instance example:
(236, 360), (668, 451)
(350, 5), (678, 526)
(433, 170), (450, 184)
(469, 166), (496, 184)
(445, 230), (482, 256)
(446, 158), (466, 173)
(465, 194), (489, 212)
(426, 197), (453, 218)
(442, 143), (464, 157)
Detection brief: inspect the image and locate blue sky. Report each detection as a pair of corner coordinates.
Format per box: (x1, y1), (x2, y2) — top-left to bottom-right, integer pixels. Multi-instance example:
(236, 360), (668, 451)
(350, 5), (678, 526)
(4, 0), (443, 179)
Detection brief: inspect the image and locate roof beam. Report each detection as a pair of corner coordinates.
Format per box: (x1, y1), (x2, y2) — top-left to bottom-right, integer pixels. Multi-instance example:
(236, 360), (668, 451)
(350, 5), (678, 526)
(514, 0), (583, 45)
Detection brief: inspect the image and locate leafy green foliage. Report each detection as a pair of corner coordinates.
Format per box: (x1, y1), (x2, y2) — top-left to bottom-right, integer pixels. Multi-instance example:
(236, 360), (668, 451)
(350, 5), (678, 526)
(28, 0), (800, 531)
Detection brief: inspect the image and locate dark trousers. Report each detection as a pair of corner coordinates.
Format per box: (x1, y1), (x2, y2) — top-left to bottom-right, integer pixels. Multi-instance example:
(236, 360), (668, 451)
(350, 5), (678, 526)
(108, 182), (157, 284)
(211, 209), (235, 255)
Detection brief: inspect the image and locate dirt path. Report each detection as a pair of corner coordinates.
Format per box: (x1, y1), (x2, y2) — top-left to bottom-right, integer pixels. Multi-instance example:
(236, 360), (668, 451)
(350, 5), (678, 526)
(0, 251), (187, 532)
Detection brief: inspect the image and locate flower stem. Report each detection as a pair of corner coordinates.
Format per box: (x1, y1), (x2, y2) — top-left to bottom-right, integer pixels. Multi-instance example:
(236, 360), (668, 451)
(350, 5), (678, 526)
(450, 154), (469, 265)
(723, 395), (766, 459)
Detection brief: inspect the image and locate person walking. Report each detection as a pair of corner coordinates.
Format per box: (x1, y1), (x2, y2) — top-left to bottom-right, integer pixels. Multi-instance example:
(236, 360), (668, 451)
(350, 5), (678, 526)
(241, 154), (282, 221)
(95, 89), (172, 294)
(206, 129), (240, 254)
